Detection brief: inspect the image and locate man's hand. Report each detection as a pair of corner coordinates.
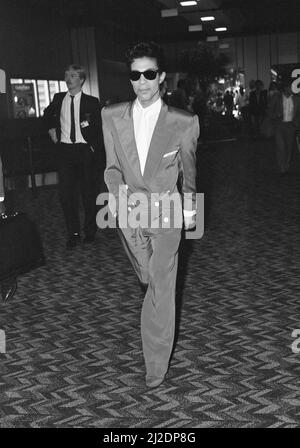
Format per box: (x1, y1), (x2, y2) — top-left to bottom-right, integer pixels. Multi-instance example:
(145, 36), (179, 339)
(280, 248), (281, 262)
(184, 214), (196, 230)
(48, 128), (58, 144)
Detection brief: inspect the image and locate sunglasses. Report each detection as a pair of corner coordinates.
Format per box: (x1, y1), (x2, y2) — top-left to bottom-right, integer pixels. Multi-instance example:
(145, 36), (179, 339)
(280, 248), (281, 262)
(129, 69), (160, 81)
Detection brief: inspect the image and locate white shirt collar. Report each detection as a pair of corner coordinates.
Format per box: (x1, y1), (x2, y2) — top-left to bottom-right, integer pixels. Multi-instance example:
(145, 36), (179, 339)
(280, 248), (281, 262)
(134, 97), (162, 115)
(67, 90), (82, 99)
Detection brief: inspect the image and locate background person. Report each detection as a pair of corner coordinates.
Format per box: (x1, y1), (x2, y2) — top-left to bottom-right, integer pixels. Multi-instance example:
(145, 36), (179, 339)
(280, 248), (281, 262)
(249, 79), (267, 138)
(44, 64), (104, 249)
(0, 155), (17, 301)
(169, 79), (189, 111)
(236, 86), (249, 135)
(268, 78), (300, 175)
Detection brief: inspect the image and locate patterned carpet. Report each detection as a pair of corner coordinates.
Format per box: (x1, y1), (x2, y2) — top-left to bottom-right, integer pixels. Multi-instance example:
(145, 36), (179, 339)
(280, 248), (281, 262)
(1, 136), (300, 428)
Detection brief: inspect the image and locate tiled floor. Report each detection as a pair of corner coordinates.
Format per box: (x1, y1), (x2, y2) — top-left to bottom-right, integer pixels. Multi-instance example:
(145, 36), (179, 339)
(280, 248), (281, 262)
(1, 136), (300, 427)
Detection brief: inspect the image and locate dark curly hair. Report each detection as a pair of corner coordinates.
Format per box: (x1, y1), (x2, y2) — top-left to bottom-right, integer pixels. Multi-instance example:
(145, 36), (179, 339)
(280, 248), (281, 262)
(125, 41), (166, 73)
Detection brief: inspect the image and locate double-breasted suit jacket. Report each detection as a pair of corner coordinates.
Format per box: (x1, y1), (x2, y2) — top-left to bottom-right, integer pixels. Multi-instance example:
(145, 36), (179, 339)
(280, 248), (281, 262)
(102, 101), (199, 220)
(101, 100), (199, 379)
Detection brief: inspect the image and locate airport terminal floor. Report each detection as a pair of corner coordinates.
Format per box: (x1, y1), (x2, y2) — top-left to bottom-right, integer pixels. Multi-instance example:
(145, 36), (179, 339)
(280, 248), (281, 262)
(1, 135), (300, 428)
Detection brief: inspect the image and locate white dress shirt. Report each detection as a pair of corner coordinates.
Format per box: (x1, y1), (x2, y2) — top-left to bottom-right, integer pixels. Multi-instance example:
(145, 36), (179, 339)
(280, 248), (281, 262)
(60, 91), (87, 144)
(282, 94), (294, 122)
(133, 97), (161, 175)
(132, 97), (195, 218)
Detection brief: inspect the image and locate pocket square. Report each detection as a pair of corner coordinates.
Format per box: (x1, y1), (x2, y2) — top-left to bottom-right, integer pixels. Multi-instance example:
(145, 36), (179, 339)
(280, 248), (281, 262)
(80, 120), (89, 128)
(163, 149), (179, 158)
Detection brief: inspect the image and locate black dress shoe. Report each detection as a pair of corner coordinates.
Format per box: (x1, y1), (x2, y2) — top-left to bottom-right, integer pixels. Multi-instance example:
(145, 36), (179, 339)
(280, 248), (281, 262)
(83, 235), (95, 244)
(66, 233), (81, 249)
(1, 279), (17, 301)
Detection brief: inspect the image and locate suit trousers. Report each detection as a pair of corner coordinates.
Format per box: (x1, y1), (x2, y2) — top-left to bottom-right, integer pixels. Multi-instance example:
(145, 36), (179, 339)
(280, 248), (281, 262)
(274, 122), (296, 173)
(118, 225), (182, 378)
(58, 143), (97, 238)
(250, 113), (264, 137)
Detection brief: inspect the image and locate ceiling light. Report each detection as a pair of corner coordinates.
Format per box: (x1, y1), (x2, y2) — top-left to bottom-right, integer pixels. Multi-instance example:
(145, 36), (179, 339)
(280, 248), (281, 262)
(207, 36), (218, 42)
(200, 16), (215, 21)
(161, 8), (178, 17)
(188, 24), (203, 32)
(215, 27), (227, 32)
(180, 1), (197, 6)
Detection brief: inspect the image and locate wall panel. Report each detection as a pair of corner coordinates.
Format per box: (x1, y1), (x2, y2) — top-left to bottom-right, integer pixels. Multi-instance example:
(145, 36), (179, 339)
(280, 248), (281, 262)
(236, 37), (244, 71)
(243, 36), (257, 87)
(257, 35), (271, 87)
(71, 28), (100, 99)
(270, 34), (279, 66)
(0, 3), (72, 79)
(278, 33), (298, 64)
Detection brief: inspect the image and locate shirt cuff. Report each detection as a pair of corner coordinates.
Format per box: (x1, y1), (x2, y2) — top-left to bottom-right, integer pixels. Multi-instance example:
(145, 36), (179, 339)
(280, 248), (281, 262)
(0, 196), (4, 202)
(183, 209), (196, 217)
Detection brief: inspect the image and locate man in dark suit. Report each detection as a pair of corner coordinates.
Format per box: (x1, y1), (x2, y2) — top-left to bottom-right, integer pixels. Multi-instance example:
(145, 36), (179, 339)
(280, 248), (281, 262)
(101, 42), (199, 388)
(44, 64), (103, 249)
(0, 155), (17, 301)
(249, 79), (267, 138)
(268, 78), (300, 175)
(168, 79), (189, 111)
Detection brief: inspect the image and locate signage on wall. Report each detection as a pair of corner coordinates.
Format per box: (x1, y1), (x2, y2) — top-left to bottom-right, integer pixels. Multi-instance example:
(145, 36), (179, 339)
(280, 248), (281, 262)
(271, 63), (300, 94)
(11, 83), (37, 118)
(291, 68), (300, 94)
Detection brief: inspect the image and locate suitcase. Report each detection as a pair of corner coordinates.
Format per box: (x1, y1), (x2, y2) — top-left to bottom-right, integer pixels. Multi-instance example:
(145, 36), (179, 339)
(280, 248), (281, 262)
(0, 211), (45, 281)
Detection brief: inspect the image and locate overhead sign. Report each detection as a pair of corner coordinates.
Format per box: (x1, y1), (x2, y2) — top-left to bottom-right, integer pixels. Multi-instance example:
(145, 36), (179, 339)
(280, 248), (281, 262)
(11, 83), (37, 118)
(272, 63), (300, 94)
(292, 69), (300, 94)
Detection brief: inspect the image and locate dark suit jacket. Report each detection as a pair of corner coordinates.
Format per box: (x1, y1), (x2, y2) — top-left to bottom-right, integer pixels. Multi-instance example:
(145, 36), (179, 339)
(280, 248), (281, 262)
(43, 91), (103, 155)
(268, 92), (300, 129)
(0, 155), (4, 199)
(249, 89), (267, 116)
(101, 101), (199, 220)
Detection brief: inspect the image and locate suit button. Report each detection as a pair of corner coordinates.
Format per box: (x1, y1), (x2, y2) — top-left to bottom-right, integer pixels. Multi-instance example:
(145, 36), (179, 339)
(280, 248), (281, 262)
(163, 217), (169, 223)
(128, 206), (132, 211)
(154, 201), (159, 207)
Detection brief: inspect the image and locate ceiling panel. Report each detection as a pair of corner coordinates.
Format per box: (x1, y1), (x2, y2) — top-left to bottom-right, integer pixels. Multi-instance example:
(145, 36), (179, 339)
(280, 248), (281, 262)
(156, 0), (300, 40)
(9, 0), (300, 42)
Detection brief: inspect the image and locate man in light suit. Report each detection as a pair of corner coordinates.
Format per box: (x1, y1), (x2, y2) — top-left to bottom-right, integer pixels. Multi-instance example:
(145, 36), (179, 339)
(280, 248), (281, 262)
(44, 65), (104, 249)
(101, 42), (199, 388)
(269, 78), (300, 175)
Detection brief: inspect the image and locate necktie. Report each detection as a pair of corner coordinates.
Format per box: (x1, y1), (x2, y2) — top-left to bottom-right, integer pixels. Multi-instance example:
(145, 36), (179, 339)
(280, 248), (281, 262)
(70, 95), (76, 143)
